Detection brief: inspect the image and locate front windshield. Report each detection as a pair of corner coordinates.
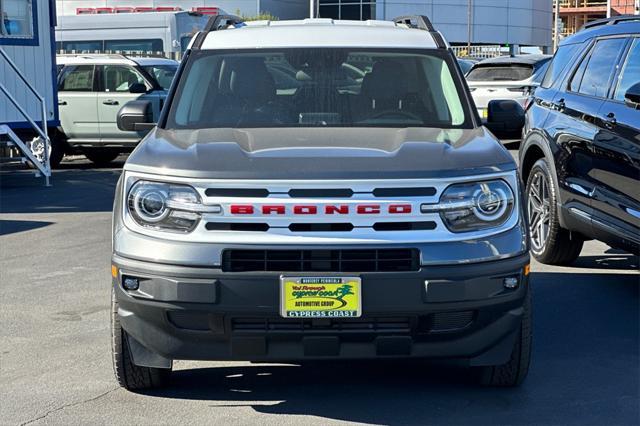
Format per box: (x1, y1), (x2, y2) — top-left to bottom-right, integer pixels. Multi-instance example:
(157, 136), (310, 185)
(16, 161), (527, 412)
(142, 64), (178, 90)
(165, 48), (470, 129)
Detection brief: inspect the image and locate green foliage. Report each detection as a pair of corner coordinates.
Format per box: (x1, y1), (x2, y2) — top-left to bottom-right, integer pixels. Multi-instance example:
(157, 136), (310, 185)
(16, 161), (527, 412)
(235, 9), (279, 21)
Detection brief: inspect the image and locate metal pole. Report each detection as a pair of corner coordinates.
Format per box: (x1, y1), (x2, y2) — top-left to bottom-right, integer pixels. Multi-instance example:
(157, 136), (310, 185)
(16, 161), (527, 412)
(606, 0), (611, 18)
(467, 0), (472, 53)
(310, 0), (314, 18)
(553, 0), (560, 53)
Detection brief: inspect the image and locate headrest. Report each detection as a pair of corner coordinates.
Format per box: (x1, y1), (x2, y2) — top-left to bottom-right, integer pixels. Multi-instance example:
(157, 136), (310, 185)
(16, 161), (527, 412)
(228, 58), (276, 102)
(361, 60), (408, 99)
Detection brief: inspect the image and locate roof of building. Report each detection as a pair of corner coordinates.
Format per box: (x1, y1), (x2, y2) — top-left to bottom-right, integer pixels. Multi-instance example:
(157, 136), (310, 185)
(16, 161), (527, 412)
(198, 19), (442, 50)
(56, 54), (177, 66)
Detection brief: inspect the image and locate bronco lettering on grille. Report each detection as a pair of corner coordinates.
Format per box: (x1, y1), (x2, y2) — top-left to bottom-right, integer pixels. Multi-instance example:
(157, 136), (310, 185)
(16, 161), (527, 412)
(229, 204), (412, 215)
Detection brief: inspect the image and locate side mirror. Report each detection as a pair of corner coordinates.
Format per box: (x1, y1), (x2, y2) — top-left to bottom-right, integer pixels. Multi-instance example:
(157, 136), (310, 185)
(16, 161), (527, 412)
(486, 99), (525, 138)
(129, 83), (148, 94)
(624, 82), (640, 110)
(117, 100), (155, 131)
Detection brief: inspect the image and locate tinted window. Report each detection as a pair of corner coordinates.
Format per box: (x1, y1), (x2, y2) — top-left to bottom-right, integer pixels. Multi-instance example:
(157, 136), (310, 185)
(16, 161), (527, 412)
(61, 40), (103, 52)
(466, 64), (534, 81)
(104, 39), (163, 52)
(541, 44), (581, 88)
(167, 49), (470, 129)
(102, 65), (147, 92)
(571, 38), (627, 98)
(141, 64), (178, 90)
(614, 38), (640, 102)
(58, 65), (95, 92)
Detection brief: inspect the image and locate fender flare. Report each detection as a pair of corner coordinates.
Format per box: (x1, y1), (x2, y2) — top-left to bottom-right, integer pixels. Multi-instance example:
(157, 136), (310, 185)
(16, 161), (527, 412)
(520, 130), (568, 227)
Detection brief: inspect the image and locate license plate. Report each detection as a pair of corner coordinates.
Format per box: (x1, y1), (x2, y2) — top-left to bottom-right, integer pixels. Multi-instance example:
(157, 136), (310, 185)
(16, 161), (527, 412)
(280, 276), (361, 318)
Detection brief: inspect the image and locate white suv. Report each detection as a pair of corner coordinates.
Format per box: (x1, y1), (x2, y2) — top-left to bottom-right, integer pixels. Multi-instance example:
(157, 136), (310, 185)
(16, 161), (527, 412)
(51, 54), (177, 166)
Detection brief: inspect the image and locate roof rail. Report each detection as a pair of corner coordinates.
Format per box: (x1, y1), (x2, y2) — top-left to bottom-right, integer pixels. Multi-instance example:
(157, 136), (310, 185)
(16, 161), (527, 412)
(581, 15), (640, 30)
(191, 15), (245, 49)
(392, 15), (446, 49)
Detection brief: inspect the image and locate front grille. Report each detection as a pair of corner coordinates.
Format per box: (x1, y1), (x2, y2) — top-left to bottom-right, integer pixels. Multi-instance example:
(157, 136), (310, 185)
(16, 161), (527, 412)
(231, 317), (412, 333)
(222, 248), (420, 272)
(429, 311), (475, 332)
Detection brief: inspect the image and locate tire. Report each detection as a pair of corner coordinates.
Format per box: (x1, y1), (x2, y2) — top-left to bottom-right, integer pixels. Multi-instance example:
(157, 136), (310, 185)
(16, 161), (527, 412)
(111, 287), (171, 390)
(26, 135), (65, 169)
(477, 288), (532, 387)
(525, 158), (583, 265)
(84, 149), (120, 166)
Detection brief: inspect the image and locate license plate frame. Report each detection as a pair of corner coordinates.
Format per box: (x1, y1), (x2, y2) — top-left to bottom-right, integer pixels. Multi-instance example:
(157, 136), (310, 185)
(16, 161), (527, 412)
(280, 276), (362, 318)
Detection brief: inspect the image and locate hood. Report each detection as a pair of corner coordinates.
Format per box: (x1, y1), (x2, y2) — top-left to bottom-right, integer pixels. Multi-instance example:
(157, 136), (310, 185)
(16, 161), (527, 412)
(124, 127), (515, 179)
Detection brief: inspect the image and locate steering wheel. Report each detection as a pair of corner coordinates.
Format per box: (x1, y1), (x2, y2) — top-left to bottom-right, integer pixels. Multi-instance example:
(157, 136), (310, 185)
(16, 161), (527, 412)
(369, 110), (422, 121)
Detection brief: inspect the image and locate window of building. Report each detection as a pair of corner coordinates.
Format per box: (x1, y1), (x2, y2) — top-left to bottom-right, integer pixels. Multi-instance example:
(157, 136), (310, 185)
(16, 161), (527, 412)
(318, 0), (375, 21)
(0, 0), (36, 44)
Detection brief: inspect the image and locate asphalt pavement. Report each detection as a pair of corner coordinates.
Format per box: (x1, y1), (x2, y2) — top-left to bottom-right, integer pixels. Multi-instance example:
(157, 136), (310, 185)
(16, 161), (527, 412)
(1, 151), (638, 426)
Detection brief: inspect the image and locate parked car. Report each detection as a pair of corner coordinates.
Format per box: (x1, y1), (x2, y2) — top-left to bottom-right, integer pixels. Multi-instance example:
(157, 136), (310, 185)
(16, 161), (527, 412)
(110, 15), (531, 390)
(456, 57), (477, 75)
(519, 16), (640, 265)
(52, 54), (178, 166)
(466, 54), (551, 135)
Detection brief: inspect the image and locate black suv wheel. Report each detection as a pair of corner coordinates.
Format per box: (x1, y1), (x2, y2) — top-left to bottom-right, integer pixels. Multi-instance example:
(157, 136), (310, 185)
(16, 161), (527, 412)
(525, 158), (583, 265)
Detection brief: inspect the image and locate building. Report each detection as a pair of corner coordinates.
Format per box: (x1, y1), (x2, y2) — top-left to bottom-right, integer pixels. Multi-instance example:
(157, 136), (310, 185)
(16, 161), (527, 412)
(55, 0), (308, 20)
(560, 0), (640, 36)
(55, 0), (552, 48)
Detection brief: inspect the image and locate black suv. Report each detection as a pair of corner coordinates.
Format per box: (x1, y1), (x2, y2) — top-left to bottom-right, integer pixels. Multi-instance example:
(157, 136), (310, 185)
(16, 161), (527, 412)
(519, 16), (640, 265)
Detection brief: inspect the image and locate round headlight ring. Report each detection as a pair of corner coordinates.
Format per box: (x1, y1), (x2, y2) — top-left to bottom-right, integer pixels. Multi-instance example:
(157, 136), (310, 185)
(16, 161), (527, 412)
(134, 188), (169, 223)
(472, 186), (509, 221)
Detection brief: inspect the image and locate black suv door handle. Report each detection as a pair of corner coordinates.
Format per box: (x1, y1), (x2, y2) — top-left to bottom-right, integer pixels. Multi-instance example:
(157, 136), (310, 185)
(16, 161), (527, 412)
(604, 112), (617, 129)
(102, 99), (119, 106)
(58, 100), (67, 106)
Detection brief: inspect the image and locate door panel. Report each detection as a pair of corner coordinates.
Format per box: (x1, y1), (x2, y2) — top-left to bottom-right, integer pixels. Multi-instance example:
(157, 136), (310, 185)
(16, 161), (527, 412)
(97, 65), (159, 142)
(549, 37), (629, 217)
(592, 38), (640, 245)
(57, 65), (99, 141)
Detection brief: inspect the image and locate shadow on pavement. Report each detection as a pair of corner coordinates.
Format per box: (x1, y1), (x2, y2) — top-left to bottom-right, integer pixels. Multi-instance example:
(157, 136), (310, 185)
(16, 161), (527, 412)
(0, 168), (121, 213)
(141, 271), (638, 425)
(0, 219), (53, 236)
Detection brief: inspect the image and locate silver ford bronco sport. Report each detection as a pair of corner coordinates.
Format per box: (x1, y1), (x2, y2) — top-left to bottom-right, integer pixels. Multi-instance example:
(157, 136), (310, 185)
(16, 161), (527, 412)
(111, 15), (531, 390)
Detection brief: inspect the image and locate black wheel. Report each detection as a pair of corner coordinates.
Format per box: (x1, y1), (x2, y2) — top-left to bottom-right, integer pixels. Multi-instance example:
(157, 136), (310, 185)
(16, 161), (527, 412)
(477, 288), (532, 387)
(84, 149), (120, 166)
(525, 158), (583, 265)
(111, 287), (171, 390)
(26, 135), (65, 169)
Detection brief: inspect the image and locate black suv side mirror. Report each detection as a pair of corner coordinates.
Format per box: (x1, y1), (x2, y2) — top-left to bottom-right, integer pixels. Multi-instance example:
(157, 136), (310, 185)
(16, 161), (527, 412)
(486, 99), (525, 138)
(624, 82), (640, 110)
(129, 83), (148, 94)
(117, 100), (155, 131)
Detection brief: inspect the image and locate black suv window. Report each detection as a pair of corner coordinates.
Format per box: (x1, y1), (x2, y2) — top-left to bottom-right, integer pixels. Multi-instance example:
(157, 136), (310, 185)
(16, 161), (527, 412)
(541, 43), (581, 88)
(614, 38), (640, 102)
(569, 38), (627, 98)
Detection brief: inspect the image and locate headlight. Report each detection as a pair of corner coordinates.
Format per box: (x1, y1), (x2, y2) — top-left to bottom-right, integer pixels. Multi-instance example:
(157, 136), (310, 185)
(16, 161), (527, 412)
(422, 180), (514, 233)
(127, 181), (202, 233)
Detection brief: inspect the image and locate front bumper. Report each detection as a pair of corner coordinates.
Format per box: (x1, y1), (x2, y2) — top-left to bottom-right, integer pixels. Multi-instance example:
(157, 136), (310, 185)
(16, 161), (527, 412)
(112, 252), (530, 367)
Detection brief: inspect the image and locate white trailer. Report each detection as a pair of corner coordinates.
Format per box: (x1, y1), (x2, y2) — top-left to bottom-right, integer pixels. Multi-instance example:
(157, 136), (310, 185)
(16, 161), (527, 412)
(55, 11), (211, 55)
(1, 0), (58, 184)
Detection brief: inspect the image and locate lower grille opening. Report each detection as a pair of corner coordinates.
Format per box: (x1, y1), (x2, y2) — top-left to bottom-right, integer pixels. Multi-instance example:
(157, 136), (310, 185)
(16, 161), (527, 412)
(425, 311), (475, 333)
(206, 222), (270, 232)
(373, 221), (437, 231)
(289, 223), (354, 232)
(222, 249), (420, 272)
(232, 317), (412, 333)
